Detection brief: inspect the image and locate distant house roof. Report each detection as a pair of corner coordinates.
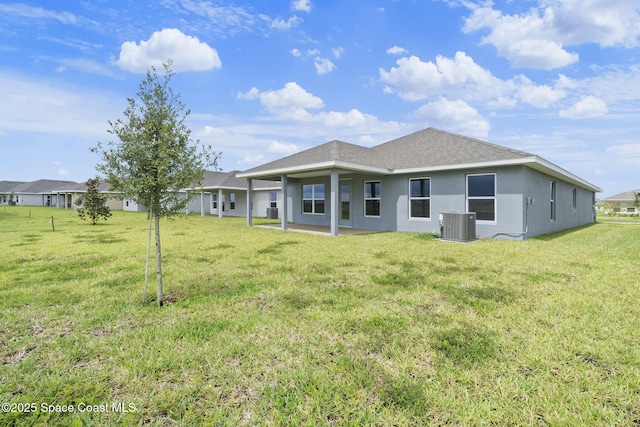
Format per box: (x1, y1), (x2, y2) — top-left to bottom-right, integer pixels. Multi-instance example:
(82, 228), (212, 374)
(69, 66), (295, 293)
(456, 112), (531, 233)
(9, 179), (79, 194)
(0, 181), (26, 193)
(237, 128), (601, 192)
(185, 170), (280, 191)
(604, 189), (640, 202)
(54, 179), (117, 193)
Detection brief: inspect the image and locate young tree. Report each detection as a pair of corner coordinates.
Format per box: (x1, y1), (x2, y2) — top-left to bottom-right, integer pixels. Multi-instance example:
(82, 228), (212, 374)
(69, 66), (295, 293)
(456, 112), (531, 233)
(92, 61), (218, 306)
(77, 177), (112, 225)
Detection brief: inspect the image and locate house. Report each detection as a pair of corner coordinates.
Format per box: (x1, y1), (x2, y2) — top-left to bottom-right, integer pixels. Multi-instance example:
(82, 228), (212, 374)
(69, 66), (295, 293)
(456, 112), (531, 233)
(237, 128), (601, 240)
(53, 180), (124, 211)
(121, 170), (282, 217)
(603, 189), (639, 215)
(185, 170), (282, 218)
(0, 179), (79, 207)
(0, 181), (26, 205)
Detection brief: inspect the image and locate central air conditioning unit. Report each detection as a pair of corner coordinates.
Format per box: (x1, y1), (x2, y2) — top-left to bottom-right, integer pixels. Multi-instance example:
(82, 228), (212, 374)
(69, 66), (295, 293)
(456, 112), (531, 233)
(440, 212), (476, 242)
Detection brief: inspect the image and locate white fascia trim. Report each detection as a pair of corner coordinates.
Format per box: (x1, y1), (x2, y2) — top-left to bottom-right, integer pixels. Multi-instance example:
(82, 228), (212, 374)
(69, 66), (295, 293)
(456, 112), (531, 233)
(237, 161), (389, 178)
(528, 157), (602, 193)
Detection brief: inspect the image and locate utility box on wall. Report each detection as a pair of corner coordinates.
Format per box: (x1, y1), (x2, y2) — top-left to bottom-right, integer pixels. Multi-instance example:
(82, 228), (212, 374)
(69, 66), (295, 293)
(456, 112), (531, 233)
(440, 212), (476, 242)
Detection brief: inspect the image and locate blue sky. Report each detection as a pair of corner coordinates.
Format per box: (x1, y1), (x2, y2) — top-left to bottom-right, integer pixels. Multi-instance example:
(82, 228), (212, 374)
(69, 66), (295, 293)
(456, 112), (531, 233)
(1, 0), (639, 197)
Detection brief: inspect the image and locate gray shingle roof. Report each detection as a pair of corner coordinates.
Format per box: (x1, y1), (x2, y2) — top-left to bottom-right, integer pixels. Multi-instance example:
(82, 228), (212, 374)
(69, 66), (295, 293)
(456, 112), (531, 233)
(241, 140), (387, 175)
(372, 128), (532, 169)
(9, 179), (79, 194)
(0, 181), (26, 193)
(604, 189), (640, 201)
(237, 127), (600, 192)
(198, 171), (278, 190)
(240, 128), (534, 176)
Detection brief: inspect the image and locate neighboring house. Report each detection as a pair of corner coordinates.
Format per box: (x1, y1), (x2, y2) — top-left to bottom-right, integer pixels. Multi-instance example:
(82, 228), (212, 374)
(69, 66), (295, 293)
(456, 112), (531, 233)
(185, 170), (282, 218)
(54, 180), (124, 211)
(0, 179), (79, 207)
(237, 128), (601, 240)
(0, 181), (26, 205)
(603, 189), (639, 214)
(121, 170), (281, 217)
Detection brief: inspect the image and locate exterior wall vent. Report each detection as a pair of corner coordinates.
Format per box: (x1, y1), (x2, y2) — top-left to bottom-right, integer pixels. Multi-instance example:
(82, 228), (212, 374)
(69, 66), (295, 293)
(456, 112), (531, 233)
(440, 212), (476, 242)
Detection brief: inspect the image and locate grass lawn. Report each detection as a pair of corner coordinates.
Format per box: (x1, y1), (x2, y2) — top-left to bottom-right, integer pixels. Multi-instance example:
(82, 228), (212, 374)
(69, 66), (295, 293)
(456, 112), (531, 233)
(597, 212), (640, 225)
(1, 206), (639, 426)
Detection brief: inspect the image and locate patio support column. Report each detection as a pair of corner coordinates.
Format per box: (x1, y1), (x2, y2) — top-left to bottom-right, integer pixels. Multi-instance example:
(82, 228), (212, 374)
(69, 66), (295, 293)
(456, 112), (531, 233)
(200, 191), (205, 217)
(218, 189), (223, 218)
(330, 169), (339, 236)
(246, 178), (253, 227)
(281, 175), (288, 231)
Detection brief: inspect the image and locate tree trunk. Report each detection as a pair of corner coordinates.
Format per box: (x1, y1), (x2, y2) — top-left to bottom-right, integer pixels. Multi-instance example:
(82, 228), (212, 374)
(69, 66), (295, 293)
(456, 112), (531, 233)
(155, 212), (163, 306)
(142, 211), (152, 305)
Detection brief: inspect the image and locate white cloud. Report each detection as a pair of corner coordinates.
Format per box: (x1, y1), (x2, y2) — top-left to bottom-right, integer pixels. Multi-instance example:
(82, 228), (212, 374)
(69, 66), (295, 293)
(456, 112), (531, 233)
(386, 46), (408, 55)
(606, 143), (640, 156)
(463, 1), (640, 69)
(0, 3), (82, 25)
(332, 47), (345, 59)
(271, 15), (302, 30)
(543, 0), (640, 48)
(268, 140), (299, 155)
(116, 28), (221, 73)
(291, 0), (311, 13)
(257, 82), (324, 112)
(306, 48), (321, 56)
(314, 57), (336, 75)
(237, 87), (260, 100)
(380, 51), (570, 108)
(319, 109), (372, 128)
(58, 168), (70, 177)
(560, 96), (608, 118)
(0, 70), (119, 138)
(515, 76), (566, 108)
(240, 154), (265, 165)
(291, 48), (302, 57)
(199, 125), (226, 136)
(379, 52), (509, 101)
(412, 97), (490, 138)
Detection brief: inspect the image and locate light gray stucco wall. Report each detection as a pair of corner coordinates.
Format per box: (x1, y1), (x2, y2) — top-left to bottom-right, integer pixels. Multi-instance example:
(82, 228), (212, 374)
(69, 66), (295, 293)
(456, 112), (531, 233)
(286, 166), (595, 239)
(523, 168), (596, 238)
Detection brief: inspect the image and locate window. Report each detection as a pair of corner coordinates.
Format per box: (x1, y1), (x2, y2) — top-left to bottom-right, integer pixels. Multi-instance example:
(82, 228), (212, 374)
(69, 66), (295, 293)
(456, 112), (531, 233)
(364, 181), (381, 217)
(212, 194), (218, 209)
(467, 174), (496, 221)
(302, 184), (325, 214)
(550, 181), (556, 221)
(269, 192), (277, 208)
(572, 187), (577, 209)
(409, 178), (430, 219)
(230, 193), (236, 210)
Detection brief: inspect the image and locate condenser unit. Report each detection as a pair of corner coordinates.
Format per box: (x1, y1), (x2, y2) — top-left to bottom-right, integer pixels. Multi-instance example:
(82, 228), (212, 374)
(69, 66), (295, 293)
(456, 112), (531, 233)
(440, 212), (476, 242)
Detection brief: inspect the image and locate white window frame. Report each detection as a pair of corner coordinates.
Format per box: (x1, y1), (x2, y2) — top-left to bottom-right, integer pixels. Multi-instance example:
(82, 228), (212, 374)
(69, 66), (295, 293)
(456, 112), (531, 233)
(409, 177), (431, 220)
(466, 173), (497, 223)
(572, 187), (577, 209)
(229, 192), (236, 210)
(212, 193), (218, 209)
(550, 180), (556, 221)
(302, 184), (325, 215)
(364, 180), (381, 217)
(269, 191), (277, 209)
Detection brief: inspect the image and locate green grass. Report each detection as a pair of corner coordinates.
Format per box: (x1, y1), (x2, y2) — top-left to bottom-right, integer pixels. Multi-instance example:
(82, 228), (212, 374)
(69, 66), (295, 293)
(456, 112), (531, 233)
(597, 212), (640, 224)
(1, 206), (639, 426)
